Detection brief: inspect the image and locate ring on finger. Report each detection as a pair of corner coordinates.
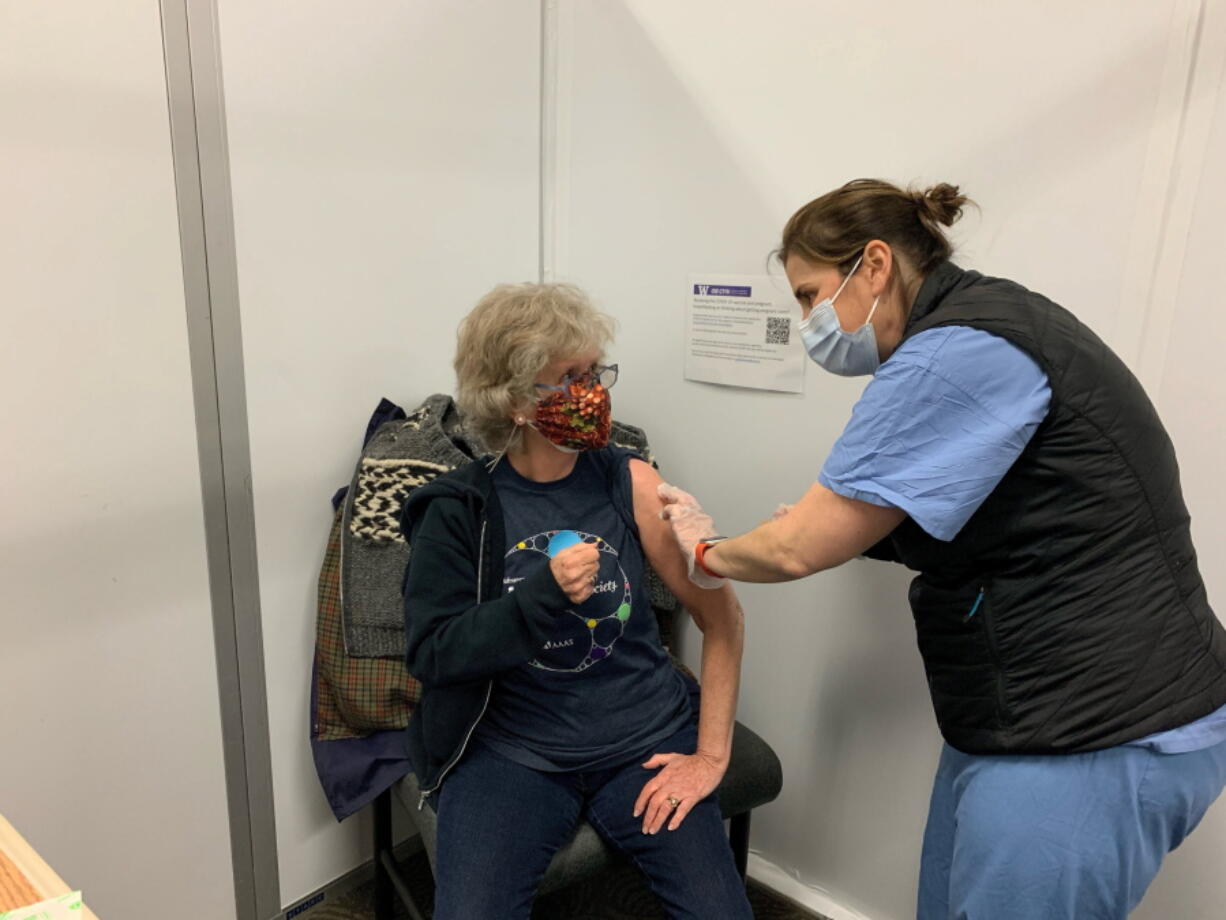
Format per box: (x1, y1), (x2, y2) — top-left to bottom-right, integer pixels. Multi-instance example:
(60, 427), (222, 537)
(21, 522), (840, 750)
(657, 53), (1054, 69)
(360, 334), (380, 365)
(667, 795), (681, 809)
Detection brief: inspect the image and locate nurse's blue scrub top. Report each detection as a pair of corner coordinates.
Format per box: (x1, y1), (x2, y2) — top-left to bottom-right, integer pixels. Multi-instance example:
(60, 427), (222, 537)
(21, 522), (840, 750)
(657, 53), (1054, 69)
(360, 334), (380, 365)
(819, 326), (1226, 751)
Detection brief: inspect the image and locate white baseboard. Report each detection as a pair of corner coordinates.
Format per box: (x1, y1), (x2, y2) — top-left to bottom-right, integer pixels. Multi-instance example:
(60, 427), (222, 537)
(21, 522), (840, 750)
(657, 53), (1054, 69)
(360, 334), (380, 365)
(747, 852), (876, 920)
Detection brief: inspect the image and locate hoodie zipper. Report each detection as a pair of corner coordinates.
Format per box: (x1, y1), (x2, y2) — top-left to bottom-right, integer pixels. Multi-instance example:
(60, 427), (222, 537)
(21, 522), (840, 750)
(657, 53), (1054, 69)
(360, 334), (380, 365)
(418, 517), (494, 809)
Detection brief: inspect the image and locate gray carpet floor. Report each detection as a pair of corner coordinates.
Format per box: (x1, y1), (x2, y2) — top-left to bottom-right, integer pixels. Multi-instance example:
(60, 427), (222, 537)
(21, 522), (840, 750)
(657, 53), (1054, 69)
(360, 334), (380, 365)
(312, 848), (827, 919)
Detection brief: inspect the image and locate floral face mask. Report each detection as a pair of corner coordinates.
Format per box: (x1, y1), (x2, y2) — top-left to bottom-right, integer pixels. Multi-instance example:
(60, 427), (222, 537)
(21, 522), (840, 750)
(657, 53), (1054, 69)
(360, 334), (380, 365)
(531, 366), (616, 452)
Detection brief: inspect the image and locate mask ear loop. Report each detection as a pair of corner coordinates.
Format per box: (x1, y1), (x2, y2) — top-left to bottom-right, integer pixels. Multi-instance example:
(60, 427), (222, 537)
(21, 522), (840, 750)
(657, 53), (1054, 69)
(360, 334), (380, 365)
(864, 296), (881, 325)
(799, 254), (864, 332)
(836, 254), (882, 330)
(486, 412), (529, 473)
(830, 254), (865, 305)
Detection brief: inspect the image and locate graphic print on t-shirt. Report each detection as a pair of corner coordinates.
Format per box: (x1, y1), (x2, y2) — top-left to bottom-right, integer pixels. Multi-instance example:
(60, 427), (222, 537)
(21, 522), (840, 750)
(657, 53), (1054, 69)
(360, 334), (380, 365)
(504, 528), (633, 672)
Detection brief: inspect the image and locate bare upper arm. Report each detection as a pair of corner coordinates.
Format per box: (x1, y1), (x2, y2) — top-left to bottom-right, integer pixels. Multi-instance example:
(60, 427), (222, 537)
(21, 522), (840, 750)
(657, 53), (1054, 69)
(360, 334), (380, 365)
(628, 459), (732, 613)
(628, 459), (688, 591)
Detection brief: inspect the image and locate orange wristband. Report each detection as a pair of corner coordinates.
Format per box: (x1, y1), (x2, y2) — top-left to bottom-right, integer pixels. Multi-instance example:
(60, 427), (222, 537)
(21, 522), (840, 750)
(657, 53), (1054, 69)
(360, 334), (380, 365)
(694, 539), (726, 578)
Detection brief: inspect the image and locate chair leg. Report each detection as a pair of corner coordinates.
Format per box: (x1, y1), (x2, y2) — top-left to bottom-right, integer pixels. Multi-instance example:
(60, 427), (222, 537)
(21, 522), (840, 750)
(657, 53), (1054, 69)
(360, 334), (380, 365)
(729, 811), (750, 882)
(380, 847), (428, 920)
(373, 789), (395, 920)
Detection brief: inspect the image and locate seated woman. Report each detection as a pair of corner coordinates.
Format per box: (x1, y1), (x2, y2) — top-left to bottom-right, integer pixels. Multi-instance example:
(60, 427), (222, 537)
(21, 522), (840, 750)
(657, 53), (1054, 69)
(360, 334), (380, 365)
(402, 282), (753, 920)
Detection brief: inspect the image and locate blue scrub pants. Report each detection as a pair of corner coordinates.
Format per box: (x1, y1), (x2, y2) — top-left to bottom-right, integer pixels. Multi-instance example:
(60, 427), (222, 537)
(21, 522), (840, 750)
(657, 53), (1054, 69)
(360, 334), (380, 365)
(917, 739), (1226, 919)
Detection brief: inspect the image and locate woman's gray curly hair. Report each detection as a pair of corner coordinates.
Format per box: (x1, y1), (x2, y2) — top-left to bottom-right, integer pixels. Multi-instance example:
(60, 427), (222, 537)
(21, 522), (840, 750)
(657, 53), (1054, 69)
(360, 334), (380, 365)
(454, 282), (616, 452)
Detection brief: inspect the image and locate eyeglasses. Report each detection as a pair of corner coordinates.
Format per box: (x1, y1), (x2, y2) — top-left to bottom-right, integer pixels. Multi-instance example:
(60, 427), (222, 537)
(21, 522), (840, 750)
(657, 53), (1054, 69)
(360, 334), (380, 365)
(534, 363), (619, 394)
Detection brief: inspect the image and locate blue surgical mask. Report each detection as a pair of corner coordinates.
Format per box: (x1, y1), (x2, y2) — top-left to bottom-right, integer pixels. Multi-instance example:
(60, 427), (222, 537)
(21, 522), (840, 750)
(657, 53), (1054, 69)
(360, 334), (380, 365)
(797, 255), (881, 377)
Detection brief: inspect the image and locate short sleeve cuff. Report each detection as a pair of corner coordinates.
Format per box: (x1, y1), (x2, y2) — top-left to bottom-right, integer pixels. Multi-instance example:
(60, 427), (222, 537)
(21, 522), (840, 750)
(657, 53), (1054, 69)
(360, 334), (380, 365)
(819, 471), (963, 542)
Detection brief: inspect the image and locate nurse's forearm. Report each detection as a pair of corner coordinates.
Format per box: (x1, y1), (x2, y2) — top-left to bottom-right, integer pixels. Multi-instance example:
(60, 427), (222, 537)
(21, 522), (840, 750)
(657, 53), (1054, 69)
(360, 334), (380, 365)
(703, 483), (905, 583)
(702, 523), (810, 582)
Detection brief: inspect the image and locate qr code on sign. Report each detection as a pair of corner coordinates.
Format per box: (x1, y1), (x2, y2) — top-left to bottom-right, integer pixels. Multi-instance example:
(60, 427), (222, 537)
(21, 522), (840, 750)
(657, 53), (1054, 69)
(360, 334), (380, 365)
(765, 316), (791, 345)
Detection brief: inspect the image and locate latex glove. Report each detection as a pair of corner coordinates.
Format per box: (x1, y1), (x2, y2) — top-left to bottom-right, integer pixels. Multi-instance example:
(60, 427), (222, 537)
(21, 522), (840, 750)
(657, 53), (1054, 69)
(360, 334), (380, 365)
(756, 503), (792, 526)
(657, 482), (726, 588)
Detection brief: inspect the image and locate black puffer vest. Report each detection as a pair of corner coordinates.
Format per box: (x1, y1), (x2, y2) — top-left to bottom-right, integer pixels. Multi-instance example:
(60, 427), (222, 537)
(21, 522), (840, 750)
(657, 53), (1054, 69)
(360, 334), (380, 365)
(869, 262), (1226, 754)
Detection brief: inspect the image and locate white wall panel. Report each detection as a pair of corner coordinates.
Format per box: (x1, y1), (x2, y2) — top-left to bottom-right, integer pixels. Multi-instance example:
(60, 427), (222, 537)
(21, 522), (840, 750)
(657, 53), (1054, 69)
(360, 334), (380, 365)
(214, 0), (542, 905)
(1133, 4), (1226, 914)
(0, 4), (235, 919)
(556, 2), (1207, 917)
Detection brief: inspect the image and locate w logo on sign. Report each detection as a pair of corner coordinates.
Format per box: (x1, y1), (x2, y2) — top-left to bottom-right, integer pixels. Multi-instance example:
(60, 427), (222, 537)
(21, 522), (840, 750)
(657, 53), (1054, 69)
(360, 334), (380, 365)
(693, 283), (751, 297)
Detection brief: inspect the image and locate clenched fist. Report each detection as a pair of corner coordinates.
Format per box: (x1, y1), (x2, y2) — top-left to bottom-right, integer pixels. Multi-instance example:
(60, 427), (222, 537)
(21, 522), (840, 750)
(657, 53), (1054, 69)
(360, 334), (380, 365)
(550, 541), (600, 604)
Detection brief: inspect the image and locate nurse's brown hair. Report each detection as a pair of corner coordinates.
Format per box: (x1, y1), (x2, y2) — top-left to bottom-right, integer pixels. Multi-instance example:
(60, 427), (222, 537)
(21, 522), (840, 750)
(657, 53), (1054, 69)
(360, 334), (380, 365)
(778, 179), (972, 275)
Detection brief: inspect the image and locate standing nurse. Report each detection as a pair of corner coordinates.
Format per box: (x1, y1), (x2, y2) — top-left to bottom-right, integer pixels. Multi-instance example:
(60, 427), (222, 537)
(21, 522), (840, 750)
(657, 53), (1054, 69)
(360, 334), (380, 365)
(660, 178), (1226, 919)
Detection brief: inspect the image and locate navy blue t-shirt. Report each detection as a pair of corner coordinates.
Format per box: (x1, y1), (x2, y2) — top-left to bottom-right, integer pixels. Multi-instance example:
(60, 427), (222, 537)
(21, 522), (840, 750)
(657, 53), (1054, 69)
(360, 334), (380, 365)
(474, 449), (691, 771)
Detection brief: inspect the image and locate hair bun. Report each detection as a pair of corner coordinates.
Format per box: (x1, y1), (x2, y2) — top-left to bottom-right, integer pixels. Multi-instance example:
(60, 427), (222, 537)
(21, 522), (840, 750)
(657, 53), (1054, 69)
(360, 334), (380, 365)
(913, 183), (968, 227)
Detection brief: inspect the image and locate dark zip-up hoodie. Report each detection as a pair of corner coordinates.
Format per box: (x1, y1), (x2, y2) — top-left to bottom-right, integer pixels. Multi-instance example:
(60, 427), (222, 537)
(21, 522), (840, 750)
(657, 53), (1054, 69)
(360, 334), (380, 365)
(401, 449), (640, 802)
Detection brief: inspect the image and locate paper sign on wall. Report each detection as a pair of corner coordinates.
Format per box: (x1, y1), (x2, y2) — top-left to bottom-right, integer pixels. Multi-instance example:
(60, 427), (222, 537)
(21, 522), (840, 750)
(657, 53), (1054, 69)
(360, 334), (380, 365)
(684, 274), (804, 393)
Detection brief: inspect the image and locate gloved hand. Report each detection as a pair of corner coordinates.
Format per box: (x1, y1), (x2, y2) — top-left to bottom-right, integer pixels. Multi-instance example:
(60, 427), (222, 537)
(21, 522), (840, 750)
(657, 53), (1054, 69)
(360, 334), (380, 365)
(657, 482), (726, 589)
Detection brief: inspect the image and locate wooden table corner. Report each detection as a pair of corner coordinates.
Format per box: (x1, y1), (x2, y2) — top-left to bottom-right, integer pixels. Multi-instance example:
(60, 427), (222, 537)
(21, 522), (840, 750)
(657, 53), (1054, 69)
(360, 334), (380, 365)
(0, 815), (100, 919)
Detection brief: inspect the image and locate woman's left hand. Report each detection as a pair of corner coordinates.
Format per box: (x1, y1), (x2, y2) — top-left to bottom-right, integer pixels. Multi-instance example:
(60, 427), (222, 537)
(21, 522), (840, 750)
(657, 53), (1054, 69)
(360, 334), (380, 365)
(633, 750), (727, 834)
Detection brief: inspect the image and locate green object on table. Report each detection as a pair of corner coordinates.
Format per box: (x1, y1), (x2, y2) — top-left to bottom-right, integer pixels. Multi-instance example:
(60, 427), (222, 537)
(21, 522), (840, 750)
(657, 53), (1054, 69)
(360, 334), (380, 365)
(0, 891), (82, 919)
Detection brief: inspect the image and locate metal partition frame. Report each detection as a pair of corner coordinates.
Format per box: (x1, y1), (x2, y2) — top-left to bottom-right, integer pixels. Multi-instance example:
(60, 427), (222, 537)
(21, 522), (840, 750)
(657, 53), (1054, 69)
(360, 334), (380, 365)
(158, 1), (280, 918)
(155, 0), (559, 916)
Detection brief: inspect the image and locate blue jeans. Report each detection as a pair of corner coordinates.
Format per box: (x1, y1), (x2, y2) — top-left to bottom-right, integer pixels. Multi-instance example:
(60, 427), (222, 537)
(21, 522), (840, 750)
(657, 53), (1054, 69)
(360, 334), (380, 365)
(433, 723), (753, 920)
(918, 738), (1226, 919)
